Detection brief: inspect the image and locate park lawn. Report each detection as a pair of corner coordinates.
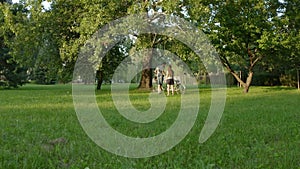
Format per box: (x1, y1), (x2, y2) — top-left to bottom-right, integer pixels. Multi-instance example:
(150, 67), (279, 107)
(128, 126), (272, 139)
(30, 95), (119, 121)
(0, 84), (299, 168)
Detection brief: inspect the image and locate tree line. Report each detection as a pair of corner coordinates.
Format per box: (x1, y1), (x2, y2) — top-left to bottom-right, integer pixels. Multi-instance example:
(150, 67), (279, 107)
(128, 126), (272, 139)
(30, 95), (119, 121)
(0, 0), (299, 93)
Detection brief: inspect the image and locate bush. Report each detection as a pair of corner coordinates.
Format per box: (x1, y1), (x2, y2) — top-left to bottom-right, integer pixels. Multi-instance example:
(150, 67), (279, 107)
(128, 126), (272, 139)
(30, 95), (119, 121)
(252, 72), (281, 86)
(280, 71), (298, 87)
(0, 54), (28, 88)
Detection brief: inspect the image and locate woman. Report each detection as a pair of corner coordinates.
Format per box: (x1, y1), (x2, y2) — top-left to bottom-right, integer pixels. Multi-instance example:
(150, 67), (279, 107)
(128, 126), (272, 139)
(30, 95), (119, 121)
(166, 65), (174, 96)
(154, 62), (166, 94)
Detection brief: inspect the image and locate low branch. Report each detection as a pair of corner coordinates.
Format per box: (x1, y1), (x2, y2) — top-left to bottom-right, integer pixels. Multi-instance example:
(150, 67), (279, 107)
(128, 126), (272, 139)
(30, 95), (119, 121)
(220, 55), (246, 87)
(251, 55), (263, 68)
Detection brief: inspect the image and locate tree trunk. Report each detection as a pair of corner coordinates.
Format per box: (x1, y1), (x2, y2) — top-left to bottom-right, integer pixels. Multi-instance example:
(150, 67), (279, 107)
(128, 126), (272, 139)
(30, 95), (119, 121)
(138, 68), (152, 89)
(230, 71), (246, 87)
(96, 70), (104, 90)
(297, 69), (299, 90)
(138, 50), (153, 89)
(243, 71), (253, 93)
(243, 85), (250, 93)
(229, 70), (253, 93)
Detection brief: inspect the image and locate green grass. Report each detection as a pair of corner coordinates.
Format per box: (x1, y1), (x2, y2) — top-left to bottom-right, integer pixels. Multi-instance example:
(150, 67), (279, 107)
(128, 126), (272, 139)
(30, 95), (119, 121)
(1, 84), (299, 168)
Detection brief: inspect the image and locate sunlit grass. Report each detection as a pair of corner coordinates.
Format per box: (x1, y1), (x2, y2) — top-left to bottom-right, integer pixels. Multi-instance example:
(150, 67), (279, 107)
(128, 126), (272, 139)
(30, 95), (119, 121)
(1, 84), (299, 168)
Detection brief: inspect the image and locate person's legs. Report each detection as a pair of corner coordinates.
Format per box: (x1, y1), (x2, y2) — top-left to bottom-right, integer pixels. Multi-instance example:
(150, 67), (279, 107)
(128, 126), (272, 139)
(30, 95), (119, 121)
(157, 77), (162, 93)
(161, 76), (164, 91)
(171, 84), (174, 95)
(167, 84), (170, 96)
(157, 84), (161, 93)
(169, 79), (174, 95)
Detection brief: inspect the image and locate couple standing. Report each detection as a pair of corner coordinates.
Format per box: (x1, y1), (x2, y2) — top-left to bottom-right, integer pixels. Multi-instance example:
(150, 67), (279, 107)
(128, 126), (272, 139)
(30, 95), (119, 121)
(155, 62), (174, 96)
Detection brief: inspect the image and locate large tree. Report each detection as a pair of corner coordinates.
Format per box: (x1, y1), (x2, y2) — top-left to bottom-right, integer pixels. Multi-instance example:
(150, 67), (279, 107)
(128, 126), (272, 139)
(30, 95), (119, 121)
(281, 0), (300, 79)
(44, 0), (133, 86)
(253, 0), (300, 88)
(201, 0), (284, 93)
(6, 0), (133, 86)
(0, 1), (28, 88)
(127, 0), (208, 89)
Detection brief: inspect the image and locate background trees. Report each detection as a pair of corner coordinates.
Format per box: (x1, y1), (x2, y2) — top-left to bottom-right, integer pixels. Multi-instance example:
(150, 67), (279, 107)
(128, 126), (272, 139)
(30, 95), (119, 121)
(0, 0), (299, 91)
(0, 1), (28, 87)
(278, 0), (300, 87)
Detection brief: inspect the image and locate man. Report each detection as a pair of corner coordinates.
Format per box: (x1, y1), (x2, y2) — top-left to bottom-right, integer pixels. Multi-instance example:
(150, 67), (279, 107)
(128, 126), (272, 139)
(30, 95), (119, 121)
(154, 62), (166, 94)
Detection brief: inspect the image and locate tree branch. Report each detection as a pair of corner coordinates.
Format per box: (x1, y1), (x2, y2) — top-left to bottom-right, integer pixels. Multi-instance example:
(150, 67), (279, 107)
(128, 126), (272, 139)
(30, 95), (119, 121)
(251, 55), (263, 68)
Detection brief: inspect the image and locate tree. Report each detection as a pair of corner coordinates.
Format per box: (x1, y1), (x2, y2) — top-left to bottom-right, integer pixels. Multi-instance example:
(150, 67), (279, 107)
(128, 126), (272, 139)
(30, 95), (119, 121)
(5, 0), (133, 85)
(127, 0), (198, 89)
(280, 0), (300, 87)
(0, 1), (28, 88)
(45, 0), (134, 86)
(96, 40), (131, 89)
(255, 0), (300, 88)
(203, 0), (284, 93)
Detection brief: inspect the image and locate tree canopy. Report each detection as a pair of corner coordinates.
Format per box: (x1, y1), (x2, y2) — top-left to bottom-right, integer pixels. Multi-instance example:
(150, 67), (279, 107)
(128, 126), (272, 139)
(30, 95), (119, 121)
(0, 0), (299, 91)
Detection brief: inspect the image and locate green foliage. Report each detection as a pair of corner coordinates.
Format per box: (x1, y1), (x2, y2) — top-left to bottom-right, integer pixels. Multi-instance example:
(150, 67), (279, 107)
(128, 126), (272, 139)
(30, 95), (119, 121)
(0, 50), (28, 87)
(0, 2), (28, 88)
(199, 0), (290, 92)
(0, 0), (299, 90)
(97, 41), (130, 84)
(279, 70), (298, 87)
(252, 72), (281, 86)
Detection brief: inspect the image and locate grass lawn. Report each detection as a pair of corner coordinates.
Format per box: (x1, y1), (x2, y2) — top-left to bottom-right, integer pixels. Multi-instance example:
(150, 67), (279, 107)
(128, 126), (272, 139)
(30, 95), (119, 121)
(1, 84), (299, 168)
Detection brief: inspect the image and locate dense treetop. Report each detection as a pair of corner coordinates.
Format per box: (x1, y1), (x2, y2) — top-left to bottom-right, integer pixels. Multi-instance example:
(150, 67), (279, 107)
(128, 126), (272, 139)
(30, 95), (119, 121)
(0, 0), (299, 92)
